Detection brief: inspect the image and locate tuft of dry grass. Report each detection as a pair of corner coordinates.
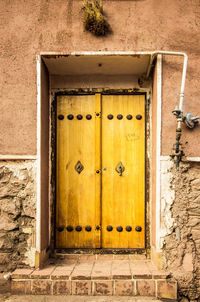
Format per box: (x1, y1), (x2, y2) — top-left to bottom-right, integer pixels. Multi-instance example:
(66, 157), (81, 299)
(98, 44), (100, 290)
(83, 0), (110, 36)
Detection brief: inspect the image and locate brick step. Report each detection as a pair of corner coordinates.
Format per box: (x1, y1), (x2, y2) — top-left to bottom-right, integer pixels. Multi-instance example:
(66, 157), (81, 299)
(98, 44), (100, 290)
(11, 259), (177, 300)
(0, 296), (173, 302)
(11, 278), (177, 299)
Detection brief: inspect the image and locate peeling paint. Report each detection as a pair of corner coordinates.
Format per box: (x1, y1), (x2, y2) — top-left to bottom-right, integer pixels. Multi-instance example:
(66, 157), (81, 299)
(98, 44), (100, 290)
(160, 159), (175, 246)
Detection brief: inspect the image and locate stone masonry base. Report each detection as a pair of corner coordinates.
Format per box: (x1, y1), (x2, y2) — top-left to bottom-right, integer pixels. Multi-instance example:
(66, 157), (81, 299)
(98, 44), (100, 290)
(11, 278), (177, 299)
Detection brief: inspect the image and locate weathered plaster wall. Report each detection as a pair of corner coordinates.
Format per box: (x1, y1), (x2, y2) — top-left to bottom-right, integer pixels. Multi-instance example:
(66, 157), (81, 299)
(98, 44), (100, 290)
(0, 0), (200, 300)
(160, 162), (200, 302)
(0, 0), (200, 155)
(0, 161), (36, 271)
(160, 158), (175, 244)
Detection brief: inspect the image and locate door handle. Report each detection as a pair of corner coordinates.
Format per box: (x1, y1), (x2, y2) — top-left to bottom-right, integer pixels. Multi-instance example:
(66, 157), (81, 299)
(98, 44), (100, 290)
(115, 161), (125, 176)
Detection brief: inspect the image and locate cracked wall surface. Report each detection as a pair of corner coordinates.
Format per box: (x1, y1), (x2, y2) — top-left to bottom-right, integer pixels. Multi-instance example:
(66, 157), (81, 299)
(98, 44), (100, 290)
(162, 162), (200, 302)
(160, 158), (175, 245)
(0, 161), (36, 272)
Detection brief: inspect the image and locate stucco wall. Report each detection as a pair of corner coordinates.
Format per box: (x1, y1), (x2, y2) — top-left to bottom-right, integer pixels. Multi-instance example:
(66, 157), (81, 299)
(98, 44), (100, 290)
(162, 55), (200, 156)
(0, 0), (200, 156)
(1, 1), (200, 300)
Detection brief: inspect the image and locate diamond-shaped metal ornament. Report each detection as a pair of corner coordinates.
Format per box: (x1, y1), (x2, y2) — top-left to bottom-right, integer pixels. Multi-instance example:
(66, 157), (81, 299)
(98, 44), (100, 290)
(115, 161), (125, 176)
(75, 161), (84, 174)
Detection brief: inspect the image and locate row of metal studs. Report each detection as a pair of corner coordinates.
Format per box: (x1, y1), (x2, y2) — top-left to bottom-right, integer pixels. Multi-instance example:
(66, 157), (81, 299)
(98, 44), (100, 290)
(58, 114), (142, 120)
(57, 225), (142, 232)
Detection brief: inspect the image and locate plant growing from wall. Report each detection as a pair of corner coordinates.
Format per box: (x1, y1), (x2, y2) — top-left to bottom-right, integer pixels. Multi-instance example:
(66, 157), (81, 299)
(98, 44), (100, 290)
(83, 0), (111, 36)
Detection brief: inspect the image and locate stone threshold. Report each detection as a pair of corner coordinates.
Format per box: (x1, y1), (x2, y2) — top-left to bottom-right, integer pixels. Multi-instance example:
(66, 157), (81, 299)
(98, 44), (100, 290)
(11, 257), (177, 300)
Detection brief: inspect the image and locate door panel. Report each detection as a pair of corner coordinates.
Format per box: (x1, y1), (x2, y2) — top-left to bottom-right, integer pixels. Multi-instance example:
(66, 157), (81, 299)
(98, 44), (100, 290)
(101, 95), (145, 248)
(56, 95), (101, 248)
(56, 94), (145, 249)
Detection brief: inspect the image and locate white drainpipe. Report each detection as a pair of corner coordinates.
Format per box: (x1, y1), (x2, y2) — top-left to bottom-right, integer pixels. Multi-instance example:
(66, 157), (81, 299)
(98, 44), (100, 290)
(146, 51), (188, 129)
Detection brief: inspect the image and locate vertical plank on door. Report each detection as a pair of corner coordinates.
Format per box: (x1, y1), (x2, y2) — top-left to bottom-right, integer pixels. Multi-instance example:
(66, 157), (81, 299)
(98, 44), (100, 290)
(101, 95), (145, 248)
(94, 93), (102, 247)
(56, 95), (101, 248)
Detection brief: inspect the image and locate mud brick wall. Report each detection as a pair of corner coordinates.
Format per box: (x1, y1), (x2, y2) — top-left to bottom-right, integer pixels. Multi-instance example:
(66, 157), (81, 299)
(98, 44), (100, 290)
(0, 161), (36, 272)
(163, 162), (200, 302)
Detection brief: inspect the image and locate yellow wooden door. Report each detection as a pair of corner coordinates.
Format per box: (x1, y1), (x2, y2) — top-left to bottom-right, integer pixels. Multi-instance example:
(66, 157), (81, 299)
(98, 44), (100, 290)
(56, 94), (101, 248)
(102, 95), (145, 248)
(56, 94), (145, 249)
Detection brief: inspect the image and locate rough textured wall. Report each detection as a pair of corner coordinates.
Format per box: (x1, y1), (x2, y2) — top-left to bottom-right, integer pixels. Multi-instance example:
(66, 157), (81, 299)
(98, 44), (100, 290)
(163, 162), (200, 302)
(0, 0), (200, 155)
(0, 161), (36, 271)
(160, 158), (175, 245)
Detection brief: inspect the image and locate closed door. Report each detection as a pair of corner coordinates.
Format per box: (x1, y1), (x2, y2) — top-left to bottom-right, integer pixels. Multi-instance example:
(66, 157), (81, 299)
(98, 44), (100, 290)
(56, 94), (145, 249)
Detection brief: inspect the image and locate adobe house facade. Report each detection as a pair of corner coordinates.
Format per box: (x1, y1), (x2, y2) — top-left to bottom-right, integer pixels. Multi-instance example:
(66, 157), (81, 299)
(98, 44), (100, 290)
(0, 0), (200, 300)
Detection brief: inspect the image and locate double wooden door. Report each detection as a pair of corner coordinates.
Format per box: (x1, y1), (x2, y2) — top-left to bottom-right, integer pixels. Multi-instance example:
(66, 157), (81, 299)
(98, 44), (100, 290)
(56, 94), (145, 249)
